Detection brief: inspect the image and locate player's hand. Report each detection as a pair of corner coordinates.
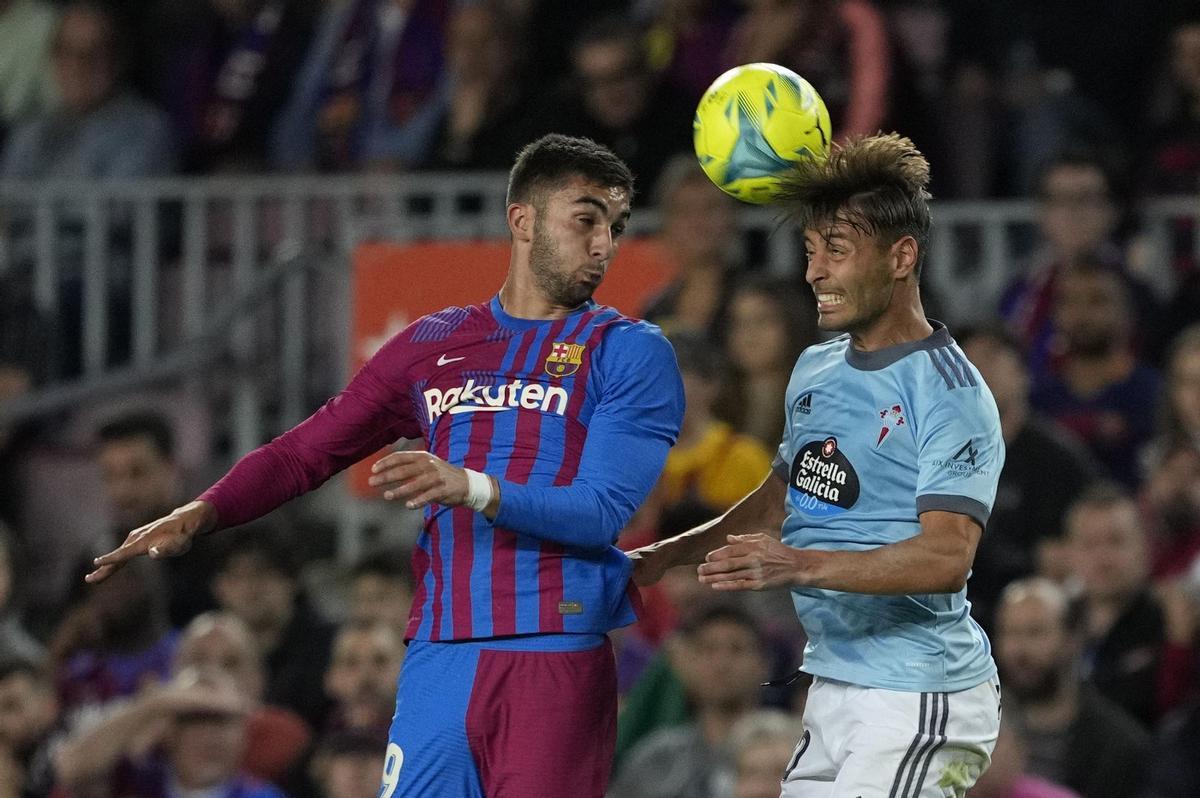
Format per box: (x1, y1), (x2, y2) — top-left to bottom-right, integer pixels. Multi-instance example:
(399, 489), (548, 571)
(697, 533), (802, 591)
(86, 500), (217, 584)
(628, 547), (670, 587)
(369, 450), (472, 510)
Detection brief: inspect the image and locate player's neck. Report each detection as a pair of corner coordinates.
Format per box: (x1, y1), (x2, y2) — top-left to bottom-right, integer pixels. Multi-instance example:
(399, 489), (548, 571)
(849, 301), (933, 353)
(497, 277), (577, 321)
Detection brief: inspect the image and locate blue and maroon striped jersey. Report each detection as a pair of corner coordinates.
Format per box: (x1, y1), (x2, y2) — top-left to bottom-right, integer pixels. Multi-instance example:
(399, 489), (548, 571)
(200, 295), (683, 641)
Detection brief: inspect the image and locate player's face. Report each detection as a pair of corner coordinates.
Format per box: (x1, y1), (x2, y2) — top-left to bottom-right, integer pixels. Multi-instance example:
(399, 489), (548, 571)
(803, 222), (896, 335)
(529, 178), (630, 308)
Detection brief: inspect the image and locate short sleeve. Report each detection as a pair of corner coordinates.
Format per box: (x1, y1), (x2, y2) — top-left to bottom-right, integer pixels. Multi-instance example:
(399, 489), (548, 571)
(915, 387), (1005, 528)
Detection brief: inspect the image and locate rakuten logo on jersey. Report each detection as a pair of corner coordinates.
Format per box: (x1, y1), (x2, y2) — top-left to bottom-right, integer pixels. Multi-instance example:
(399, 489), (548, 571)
(423, 379), (569, 420)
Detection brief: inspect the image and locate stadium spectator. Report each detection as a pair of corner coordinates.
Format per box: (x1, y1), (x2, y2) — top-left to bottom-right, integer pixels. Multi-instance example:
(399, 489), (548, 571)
(49, 559), (176, 726)
(145, 0), (321, 173)
(0, 0), (57, 149)
(1144, 695), (1200, 798)
(270, 0), (448, 172)
(958, 324), (1097, 625)
(53, 668), (284, 798)
(346, 550), (414, 638)
(999, 151), (1155, 380)
(713, 275), (818, 450)
(1029, 260), (1161, 488)
(727, 709), (804, 798)
(211, 528), (335, 729)
(969, 719), (1081, 798)
(322, 621), (403, 734)
(557, 14), (694, 196)
(609, 603), (769, 798)
(994, 578), (1149, 798)
(0, 524), (42, 664)
(0, 658), (61, 798)
(1065, 484), (1174, 728)
(424, 2), (545, 170)
(94, 412), (216, 628)
(641, 155), (743, 342)
(308, 729), (386, 798)
(0, 0), (174, 179)
(656, 333), (772, 514)
(722, 0), (890, 139)
(1144, 15), (1200, 196)
(1146, 323), (1200, 462)
(172, 612), (311, 786)
(1141, 442), (1200, 582)
(637, 0), (741, 105)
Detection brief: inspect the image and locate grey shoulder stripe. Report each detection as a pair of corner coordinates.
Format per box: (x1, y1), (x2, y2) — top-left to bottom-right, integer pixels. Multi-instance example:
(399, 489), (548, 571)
(925, 349), (955, 390)
(911, 692), (951, 797)
(948, 347), (978, 387)
(935, 346), (968, 389)
(889, 693), (932, 798)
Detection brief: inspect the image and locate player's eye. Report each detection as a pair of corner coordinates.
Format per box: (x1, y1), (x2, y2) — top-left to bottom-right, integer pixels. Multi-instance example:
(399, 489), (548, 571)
(612, 224), (626, 239)
(576, 215), (595, 227)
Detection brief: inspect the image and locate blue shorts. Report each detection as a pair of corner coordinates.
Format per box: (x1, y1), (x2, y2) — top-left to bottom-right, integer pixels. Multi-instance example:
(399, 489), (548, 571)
(381, 634), (616, 798)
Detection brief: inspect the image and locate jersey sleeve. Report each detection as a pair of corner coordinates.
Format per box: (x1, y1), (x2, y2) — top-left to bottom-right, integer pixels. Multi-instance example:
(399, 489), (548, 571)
(493, 323), (684, 548)
(914, 386), (1005, 529)
(199, 328), (423, 529)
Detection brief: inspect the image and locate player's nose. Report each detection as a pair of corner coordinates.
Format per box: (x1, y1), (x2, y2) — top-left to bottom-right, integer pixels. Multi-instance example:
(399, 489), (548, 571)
(590, 228), (615, 261)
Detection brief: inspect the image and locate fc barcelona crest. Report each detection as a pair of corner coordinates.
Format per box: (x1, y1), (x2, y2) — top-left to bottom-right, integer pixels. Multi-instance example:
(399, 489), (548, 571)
(545, 342), (585, 377)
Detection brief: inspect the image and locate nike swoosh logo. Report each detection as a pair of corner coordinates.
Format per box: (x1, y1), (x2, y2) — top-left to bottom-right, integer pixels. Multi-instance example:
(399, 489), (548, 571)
(437, 354), (466, 366)
(447, 405), (511, 415)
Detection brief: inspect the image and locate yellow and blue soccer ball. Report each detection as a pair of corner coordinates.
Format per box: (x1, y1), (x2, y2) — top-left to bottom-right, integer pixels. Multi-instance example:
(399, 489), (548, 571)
(693, 63), (832, 204)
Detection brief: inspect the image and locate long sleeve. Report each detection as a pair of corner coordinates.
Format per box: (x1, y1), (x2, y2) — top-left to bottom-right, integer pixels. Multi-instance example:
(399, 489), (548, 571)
(200, 333), (421, 529)
(492, 325), (684, 549)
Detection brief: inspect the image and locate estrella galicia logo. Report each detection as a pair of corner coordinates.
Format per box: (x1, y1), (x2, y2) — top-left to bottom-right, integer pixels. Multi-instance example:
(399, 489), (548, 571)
(789, 437), (860, 516)
(796, 392), (813, 415)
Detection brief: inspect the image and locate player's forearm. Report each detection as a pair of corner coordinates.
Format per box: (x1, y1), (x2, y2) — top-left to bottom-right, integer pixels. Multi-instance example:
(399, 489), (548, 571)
(644, 473), (788, 568)
(493, 480), (641, 548)
(795, 534), (973, 595)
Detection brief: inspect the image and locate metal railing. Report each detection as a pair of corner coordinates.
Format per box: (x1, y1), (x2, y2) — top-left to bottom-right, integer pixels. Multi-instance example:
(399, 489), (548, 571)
(1, 175), (1196, 558)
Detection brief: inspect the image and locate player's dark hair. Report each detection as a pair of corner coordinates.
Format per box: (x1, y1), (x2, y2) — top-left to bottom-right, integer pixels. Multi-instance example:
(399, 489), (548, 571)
(350, 549), (414, 591)
(97, 411), (175, 460)
(777, 133), (932, 278)
(506, 134), (635, 207)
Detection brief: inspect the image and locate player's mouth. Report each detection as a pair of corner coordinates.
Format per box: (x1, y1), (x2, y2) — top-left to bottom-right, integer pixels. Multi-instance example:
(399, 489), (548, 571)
(815, 292), (846, 312)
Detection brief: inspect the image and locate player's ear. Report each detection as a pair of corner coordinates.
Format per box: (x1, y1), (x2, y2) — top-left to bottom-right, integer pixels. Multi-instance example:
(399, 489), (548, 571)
(507, 202), (535, 243)
(891, 236), (919, 280)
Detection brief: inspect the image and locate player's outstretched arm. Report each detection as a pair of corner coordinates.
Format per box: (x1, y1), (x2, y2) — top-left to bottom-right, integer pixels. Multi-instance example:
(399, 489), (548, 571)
(698, 509), (982, 595)
(85, 500), (218, 583)
(629, 471), (788, 587)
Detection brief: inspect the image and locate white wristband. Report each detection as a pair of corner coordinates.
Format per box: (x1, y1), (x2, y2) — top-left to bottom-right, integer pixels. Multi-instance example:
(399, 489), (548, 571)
(464, 468), (495, 512)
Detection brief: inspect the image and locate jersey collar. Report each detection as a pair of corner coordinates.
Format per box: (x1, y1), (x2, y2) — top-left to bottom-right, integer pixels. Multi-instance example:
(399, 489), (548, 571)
(844, 320), (952, 371)
(489, 294), (598, 331)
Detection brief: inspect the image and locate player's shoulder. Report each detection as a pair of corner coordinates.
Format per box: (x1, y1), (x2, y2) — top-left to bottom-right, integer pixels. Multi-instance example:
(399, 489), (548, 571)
(404, 303), (491, 343)
(590, 305), (669, 347)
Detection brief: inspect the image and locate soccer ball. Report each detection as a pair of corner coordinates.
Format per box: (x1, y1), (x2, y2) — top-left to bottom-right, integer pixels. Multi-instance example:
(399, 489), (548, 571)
(693, 63), (832, 204)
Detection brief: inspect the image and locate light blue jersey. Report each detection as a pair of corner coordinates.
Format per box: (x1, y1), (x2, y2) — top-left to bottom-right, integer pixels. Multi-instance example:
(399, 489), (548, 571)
(773, 322), (1003, 692)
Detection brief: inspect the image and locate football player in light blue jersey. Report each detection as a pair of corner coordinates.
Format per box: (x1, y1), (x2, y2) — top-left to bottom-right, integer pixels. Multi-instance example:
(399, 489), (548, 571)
(632, 134), (1004, 798)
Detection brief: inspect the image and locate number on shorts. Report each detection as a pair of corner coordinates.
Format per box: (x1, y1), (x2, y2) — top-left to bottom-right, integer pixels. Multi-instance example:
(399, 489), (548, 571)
(379, 742), (404, 798)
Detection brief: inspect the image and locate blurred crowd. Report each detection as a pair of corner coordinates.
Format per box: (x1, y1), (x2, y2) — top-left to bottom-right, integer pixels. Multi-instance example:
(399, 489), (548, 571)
(0, 0), (1199, 198)
(1, 1), (1200, 797)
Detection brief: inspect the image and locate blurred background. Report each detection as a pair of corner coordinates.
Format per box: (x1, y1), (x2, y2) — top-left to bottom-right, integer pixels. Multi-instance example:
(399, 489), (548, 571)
(0, 0), (1199, 796)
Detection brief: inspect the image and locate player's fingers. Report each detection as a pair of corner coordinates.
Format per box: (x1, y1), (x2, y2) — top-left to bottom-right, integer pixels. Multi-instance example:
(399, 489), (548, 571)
(148, 534), (192, 559)
(382, 473), (440, 502)
(84, 561), (123, 583)
(697, 555), (756, 576)
(368, 459), (434, 488)
(403, 484), (449, 510)
(704, 543), (748, 563)
(370, 450), (426, 472)
(710, 578), (761, 592)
